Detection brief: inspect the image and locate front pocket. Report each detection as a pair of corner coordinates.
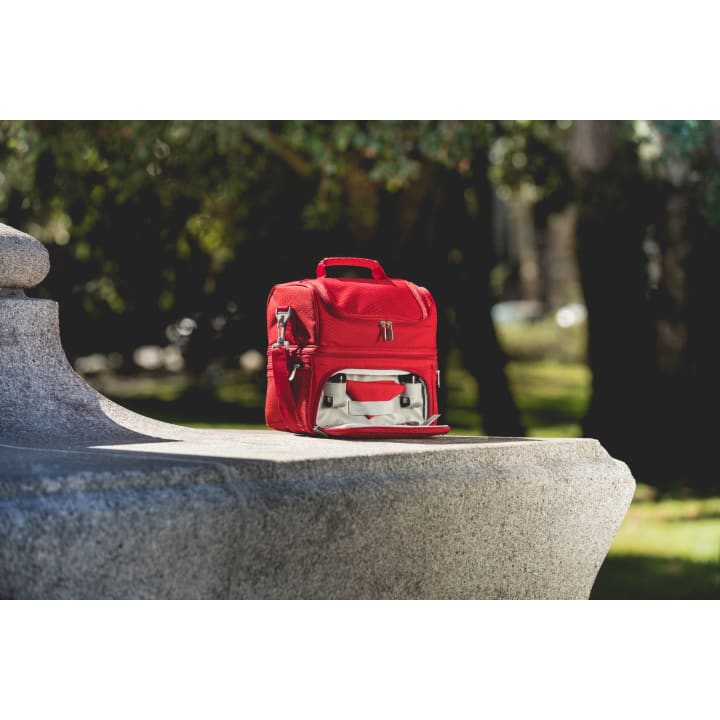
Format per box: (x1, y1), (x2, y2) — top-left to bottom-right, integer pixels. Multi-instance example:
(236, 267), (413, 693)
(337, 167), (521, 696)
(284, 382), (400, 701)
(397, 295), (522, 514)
(314, 368), (431, 430)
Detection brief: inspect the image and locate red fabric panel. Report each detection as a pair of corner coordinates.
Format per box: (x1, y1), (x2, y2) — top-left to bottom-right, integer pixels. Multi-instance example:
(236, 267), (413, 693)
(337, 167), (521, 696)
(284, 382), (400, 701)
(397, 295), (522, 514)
(270, 346), (304, 433)
(345, 380), (404, 403)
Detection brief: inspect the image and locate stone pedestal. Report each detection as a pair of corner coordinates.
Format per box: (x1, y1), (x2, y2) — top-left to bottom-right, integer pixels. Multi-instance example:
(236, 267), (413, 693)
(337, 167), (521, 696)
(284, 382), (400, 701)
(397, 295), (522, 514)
(0, 223), (635, 599)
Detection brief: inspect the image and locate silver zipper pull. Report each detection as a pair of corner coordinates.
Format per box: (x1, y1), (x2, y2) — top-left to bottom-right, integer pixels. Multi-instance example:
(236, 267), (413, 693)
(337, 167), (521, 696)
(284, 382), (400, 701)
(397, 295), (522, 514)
(288, 362), (301, 382)
(378, 320), (387, 341)
(386, 320), (394, 341)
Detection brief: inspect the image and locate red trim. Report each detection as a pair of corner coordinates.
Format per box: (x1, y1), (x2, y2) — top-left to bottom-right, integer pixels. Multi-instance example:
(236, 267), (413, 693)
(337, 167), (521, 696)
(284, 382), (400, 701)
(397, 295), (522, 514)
(403, 280), (429, 320)
(317, 425), (450, 439)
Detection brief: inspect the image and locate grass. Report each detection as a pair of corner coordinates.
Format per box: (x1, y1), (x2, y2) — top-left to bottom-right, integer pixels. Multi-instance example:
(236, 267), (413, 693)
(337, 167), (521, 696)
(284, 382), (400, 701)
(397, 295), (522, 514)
(89, 371), (266, 429)
(445, 357), (590, 437)
(508, 360), (590, 437)
(496, 315), (586, 364)
(499, 317), (589, 437)
(592, 489), (720, 599)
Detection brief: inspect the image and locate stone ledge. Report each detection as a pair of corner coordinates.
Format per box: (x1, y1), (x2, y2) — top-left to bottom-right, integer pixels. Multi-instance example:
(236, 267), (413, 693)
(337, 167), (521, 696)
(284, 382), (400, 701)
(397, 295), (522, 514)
(0, 431), (621, 494)
(0, 431), (634, 600)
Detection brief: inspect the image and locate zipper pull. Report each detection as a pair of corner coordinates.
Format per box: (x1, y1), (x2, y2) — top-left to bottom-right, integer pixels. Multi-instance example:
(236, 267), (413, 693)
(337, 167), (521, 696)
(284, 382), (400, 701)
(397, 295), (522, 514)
(288, 362), (301, 382)
(378, 320), (394, 341)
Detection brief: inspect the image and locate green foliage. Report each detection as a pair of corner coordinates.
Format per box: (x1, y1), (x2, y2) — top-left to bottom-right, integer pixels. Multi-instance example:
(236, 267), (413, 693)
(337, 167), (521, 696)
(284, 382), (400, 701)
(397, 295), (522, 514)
(489, 120), (575, 226)
(0, 121), (508, 363)
(250, 121), (497, 228)
(648, 120), (720, 229)
(1, 120), (579, 377)
(652, 120), (713, 160)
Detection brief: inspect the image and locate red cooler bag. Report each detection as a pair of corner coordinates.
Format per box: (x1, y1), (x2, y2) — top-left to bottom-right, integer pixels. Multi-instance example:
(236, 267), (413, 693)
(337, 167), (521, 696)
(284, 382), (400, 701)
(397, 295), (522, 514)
(265, 257), (450, 438)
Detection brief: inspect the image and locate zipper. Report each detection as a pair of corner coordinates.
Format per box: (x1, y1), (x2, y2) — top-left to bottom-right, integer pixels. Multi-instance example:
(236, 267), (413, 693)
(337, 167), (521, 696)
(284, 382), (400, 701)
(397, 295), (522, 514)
(267, 348), (435, 371)
(275, 282), (430, 347)
(378, 320), (394, 341)
(295, 347), (434, 360)
(288, 362), (301, 381)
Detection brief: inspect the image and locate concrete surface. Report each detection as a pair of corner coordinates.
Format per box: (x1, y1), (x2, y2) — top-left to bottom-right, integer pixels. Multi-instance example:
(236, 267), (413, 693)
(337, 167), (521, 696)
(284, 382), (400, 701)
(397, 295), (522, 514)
(0, 223), (635, 599)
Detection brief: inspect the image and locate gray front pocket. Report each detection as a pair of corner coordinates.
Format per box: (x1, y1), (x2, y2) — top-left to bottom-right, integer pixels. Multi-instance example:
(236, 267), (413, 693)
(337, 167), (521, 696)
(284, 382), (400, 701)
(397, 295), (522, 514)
(316, 369), (427, 428)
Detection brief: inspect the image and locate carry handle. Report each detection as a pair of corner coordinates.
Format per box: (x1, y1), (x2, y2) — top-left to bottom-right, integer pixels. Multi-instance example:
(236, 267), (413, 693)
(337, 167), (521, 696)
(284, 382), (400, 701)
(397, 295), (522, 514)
(316, 257), (388, 280)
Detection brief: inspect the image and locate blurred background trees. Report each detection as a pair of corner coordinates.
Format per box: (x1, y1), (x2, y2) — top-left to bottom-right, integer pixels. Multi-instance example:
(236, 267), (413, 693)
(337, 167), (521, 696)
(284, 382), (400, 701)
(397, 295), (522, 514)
(1, 120), (718, 493)
(570, 120), (720, 493)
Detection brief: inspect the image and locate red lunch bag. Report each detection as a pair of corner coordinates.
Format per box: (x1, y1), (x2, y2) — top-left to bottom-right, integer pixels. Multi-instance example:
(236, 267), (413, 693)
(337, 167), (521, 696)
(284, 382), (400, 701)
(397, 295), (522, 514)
(265, 257), (450, 438)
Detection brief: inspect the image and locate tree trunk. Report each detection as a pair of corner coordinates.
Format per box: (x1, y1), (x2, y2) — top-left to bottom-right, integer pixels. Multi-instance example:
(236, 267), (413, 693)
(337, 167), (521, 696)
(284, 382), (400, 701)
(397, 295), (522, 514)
(570, 121), (659, 483)
(454, 154), (524, 436)
(653, 125), (720, 493)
